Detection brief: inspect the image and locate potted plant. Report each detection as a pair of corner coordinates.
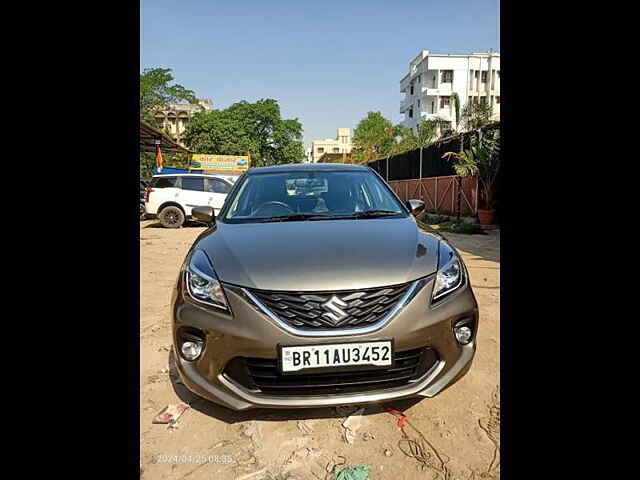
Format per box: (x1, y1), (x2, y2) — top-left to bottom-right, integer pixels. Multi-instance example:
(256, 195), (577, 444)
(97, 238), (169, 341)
(442, 129), (501, 225)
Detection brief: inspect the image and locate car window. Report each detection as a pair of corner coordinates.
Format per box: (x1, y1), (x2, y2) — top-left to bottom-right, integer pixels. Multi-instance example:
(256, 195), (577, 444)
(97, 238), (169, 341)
(181, 177), (205, 192)
(152, 176), (179, 188)
(206, 178), (232, 194)
(222, 170), (406, 223)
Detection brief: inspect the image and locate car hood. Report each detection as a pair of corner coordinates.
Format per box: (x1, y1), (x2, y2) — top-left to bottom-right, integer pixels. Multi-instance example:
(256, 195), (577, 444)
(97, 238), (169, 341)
(196, 217), (441, 291)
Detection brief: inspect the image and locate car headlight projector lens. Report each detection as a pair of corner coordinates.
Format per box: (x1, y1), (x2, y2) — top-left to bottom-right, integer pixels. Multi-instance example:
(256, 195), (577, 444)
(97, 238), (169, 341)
(432, 241), (465, 301)
(181, 341), (203, 361)
(185, 250), (228, 310)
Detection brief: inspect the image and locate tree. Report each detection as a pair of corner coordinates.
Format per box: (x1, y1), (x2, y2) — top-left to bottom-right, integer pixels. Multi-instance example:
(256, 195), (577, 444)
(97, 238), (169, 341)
(351, 112), (395, 163)
(460, 100), (493, 131)
(451, 92), (461, 131)
(442, 129), (501, 210)
(183, 99), (304, 166)
(416, 119), (439, 148)
(140, 67), (199, 126)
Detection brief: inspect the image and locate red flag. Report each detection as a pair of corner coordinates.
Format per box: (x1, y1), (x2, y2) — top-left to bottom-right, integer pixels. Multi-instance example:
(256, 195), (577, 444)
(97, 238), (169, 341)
(156, 144), (164, 171)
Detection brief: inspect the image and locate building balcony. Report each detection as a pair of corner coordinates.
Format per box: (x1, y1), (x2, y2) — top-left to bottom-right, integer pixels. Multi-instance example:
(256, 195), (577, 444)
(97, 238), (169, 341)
(421, 85), (453, 96)
(420, 111), (453, 122)
(400, 74), (411, 93)
(400, 96), (413, 113)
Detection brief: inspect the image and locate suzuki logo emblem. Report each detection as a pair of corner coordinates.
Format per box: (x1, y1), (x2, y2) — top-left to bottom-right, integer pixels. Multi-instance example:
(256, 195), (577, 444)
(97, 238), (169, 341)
(321, 295), (349, 325)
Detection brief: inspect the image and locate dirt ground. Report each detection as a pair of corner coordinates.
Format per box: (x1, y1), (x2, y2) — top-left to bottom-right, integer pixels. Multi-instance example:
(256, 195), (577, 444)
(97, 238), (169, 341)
(140, 220), (500, 480)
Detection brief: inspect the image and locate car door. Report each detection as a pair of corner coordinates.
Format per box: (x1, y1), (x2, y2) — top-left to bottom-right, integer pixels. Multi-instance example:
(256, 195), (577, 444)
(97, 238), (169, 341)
(178, 176), (208, 216)
(147, 176), (180, 214)
(205, 177), (232, 215)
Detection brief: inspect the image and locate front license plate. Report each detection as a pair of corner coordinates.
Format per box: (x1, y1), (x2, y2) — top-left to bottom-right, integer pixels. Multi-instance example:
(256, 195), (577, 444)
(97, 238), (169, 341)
(279, 340), (393, 374)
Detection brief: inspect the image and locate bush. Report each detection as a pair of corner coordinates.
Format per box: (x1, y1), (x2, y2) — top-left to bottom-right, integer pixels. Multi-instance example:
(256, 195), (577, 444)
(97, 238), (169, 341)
(424, 214), (450, 224)
(437, 220), (485, 234)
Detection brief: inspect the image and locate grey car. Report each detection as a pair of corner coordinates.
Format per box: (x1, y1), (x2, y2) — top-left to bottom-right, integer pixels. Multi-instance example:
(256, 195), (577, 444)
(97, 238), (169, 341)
(171, 163), (478, 410)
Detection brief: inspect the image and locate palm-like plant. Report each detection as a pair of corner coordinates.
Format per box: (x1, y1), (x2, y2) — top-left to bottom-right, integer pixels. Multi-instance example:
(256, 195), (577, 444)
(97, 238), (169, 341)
(450, 92), (460, 131)
(442, 130), (500, 210)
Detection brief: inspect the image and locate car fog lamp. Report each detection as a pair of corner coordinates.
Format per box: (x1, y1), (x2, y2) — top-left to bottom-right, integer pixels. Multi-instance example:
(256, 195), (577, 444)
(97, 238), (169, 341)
(181, 340), (203, 361)
(454, 325), (473, 345)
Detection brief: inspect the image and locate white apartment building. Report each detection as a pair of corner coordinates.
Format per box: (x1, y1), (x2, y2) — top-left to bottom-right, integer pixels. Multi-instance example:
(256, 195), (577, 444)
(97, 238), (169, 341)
(310, 128), (352, 163)
(400, 50), (500, 134)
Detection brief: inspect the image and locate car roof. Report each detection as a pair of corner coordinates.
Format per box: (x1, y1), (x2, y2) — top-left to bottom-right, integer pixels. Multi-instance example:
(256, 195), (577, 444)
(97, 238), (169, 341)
(247, 163), (370, 175)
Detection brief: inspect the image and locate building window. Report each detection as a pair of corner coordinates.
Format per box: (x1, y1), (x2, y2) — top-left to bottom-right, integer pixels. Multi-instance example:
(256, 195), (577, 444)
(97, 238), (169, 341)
(409, 107), (413, 118)
(417, 99), (421, 108)
(480, 96), (487, 105)
(496, 96), (500, 104)
(481, 71), (488, 83)
(417, 74), (421, 83)
(317, 148), (324, 154)
(440, 96), (451, 108)
(410, 84), (414, 95)
(468, 96), (473, 104)
(333, 148), (340, 153)
(441, 70), (453, 83)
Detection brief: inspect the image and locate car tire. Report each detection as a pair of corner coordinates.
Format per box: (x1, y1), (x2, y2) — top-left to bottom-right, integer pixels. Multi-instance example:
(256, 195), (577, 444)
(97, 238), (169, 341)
(140, 203), (146, 220)
(159, 206), (185, 228)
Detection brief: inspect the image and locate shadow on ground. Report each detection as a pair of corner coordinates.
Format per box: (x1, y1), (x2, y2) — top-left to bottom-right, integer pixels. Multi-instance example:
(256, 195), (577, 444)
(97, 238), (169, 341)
(142, 220), (207, 229)
(167, 350), (424, 424)
(437, 231), (500, 264)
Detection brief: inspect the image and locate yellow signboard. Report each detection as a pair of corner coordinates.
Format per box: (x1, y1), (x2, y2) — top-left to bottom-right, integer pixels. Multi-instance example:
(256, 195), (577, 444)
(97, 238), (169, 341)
(190, 154), (251, 174)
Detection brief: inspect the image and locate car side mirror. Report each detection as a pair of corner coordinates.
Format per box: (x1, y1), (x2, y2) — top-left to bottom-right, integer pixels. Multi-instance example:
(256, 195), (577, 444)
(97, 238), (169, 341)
(406, 199), (425, 217)
(192, 206), (215, 225)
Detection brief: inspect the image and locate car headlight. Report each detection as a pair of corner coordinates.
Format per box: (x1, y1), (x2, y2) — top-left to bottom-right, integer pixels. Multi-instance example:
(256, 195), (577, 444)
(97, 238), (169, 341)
(432, 241), (465, 301)
(184, 250), (228, 310)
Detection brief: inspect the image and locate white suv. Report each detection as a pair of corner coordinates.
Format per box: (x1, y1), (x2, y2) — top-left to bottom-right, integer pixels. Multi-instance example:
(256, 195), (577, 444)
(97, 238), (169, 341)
(144, 173), (233, 228)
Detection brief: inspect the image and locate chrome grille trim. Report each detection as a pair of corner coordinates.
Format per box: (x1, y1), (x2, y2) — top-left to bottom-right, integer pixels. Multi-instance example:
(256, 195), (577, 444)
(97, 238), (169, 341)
(241, 277), (428, 337)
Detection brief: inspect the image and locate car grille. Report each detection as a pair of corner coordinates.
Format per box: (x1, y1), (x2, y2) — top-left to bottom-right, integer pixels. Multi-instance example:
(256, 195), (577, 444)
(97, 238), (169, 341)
(223, 347), (438, 396)
(249, 282), (414, 331)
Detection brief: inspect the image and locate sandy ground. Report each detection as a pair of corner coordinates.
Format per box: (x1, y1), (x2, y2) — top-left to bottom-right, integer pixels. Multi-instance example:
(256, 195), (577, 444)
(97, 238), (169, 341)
(140, 220), (500, 480)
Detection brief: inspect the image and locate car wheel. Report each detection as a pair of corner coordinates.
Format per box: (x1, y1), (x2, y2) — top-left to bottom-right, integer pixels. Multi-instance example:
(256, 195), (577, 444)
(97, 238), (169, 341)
(159, 206), (185, 228)
(140, 203), (146, 220)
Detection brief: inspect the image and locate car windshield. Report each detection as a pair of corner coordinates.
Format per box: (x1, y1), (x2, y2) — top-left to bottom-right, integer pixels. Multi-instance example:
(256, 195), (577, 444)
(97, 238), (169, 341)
(221, 170), (407, 223)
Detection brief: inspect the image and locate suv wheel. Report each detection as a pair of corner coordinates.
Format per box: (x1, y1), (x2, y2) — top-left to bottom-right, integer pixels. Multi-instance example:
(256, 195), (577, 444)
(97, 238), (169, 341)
(159, 206), (185, 228)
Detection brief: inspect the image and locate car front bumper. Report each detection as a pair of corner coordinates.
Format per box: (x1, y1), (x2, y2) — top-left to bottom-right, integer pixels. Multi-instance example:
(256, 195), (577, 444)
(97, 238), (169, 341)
(171, 275), (478, 411)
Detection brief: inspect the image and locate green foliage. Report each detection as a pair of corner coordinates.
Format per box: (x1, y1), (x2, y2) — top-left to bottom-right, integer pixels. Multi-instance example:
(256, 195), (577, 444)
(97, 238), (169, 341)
(451, 92), (460, 129)
(183, 99), (304, 166)
(435, 220), (485, 235)
(442, 129), (501, 209)
(351, 112), (395, 162)
(351, 113), (441, 163)
(140, 67), (199, 126)
(140, 152), (154, 178)
(460, 101), (493, 131)
(139, 151), (190, 178)
(416, 119), (439, 148)
(424, 213), (450, 224)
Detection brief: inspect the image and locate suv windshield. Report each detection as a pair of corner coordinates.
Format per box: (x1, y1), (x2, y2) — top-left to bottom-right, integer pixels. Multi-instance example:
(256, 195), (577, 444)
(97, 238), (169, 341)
(221, 170), (407, 223)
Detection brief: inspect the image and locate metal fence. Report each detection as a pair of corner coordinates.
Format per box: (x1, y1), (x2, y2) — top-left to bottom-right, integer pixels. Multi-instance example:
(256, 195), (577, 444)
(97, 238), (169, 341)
(389, 175), (479, 216)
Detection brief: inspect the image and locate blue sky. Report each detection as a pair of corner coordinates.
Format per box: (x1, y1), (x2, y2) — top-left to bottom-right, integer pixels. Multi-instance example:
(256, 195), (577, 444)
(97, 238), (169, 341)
(141, 0), (499, 149)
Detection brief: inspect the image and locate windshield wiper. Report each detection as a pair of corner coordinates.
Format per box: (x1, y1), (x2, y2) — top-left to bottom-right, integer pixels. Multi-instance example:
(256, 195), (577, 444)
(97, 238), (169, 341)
(255, 213), (331, 223)
(338, 210), (402, 219)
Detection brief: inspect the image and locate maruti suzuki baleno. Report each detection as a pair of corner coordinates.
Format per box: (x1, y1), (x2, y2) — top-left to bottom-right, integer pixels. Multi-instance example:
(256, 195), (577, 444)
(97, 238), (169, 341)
(171, 163), (478, 410)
